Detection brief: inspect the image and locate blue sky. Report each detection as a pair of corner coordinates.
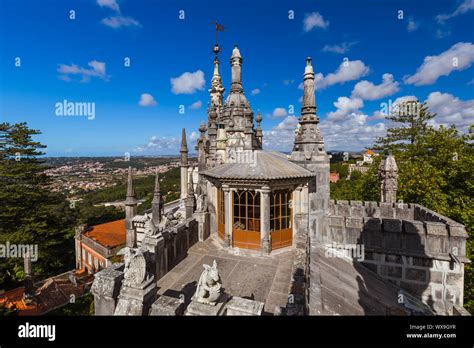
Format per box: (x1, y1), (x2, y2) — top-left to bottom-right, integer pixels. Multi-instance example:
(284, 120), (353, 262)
(1, 0), (473, 156)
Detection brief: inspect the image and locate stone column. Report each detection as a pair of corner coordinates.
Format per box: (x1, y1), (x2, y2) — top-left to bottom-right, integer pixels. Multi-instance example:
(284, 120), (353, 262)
(91, 264), (124, 315)
(260, 186), (271, 255)
(222, 185), (232, 248)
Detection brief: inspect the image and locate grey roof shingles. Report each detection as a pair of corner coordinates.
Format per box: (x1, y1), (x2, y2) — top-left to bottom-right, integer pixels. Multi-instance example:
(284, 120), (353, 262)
(202, 151), (314, 181)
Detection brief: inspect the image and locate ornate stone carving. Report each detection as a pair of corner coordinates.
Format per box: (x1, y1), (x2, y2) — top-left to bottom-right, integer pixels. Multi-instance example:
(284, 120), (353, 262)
(117, 247), (151, 287)
(378, 153), (399, 203)
(193, 260), (222, 304)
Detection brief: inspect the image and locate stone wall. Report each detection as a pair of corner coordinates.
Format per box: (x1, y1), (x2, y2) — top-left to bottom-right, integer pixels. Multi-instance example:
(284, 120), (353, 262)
(321, 200), (469, 313)
(162, 219), (199, 272)
(285, 213), (310, 315)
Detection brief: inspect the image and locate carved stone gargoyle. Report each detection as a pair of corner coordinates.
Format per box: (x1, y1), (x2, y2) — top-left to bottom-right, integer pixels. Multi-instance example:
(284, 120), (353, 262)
(192, 260), (222, 305)
(117, 247), (152, 288)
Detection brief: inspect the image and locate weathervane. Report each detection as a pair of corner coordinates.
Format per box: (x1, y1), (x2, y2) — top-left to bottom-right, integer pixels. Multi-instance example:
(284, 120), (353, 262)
(210, 21), (224, 59)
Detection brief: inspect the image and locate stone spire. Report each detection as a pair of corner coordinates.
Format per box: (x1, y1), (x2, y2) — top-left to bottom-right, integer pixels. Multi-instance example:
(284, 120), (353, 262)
(125, 166), (138, 247)
(209, 52), (225, 112)
(255, 111), (263, 146)
(185, 169), (196, 219)
(125, 166), (138, 205)
(378, 153), (399, 203)
(197, 121), (208, 172)
(151, 170), (162, 226)
(230, 45), (243, 93)
(180, 128), (189, 200)
(293, 57), (324, 154)
(180, 128), (188, 165)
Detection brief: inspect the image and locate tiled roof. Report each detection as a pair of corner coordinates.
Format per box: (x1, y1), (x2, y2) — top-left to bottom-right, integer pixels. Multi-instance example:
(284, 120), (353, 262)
(84, 219), (126, 249)
(202, 151), (313, 181)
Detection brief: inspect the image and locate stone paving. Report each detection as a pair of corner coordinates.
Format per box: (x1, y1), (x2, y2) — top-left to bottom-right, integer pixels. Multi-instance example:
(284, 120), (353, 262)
(156, 237), (295, 315)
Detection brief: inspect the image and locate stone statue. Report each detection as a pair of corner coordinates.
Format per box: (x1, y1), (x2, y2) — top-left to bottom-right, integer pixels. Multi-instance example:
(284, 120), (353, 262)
(117, 247), (150, 287)
(193, 260), (222, 305)
(144, 215), (157, 236)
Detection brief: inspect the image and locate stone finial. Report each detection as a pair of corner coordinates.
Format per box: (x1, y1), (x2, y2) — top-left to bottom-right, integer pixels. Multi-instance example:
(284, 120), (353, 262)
(188, 169), (195, 197)
(230, 44), (243, 93)
(193, 260), (222, 304)
(199, 121), (207, 138)
(256, 111), (263, 137)
(125, 166), (138, 206)
(152, 170), (162, 226)
(292, 57), (324, 153)
(180, 128), (188, 166)
(378, 153), (399, 203)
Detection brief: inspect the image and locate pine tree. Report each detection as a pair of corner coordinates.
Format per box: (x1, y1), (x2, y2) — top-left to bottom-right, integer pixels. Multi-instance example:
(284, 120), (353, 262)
(374, 101), (435, 159)
(0, 122), (77, 289)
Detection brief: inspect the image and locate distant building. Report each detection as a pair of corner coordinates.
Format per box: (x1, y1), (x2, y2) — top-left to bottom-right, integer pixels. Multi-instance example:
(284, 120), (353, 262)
(349, 149), (379, 178)
(75, 220), (126, 274)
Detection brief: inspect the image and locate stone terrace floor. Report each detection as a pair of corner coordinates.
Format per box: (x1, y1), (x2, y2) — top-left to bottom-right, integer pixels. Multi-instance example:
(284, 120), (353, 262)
(156, 237), (295, 315)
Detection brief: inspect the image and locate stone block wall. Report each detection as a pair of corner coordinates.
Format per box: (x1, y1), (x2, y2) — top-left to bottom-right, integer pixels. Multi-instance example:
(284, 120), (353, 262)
(162, 219), (199, 276)
(322, 200), (469, 313)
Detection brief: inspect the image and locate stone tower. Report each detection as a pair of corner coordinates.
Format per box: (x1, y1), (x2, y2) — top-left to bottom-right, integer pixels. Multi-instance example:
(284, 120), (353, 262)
(378, 153), (399, 203)
(125, 166), (138, 247)
(151, 170), (163, 226)
(290, 58), (330, 316)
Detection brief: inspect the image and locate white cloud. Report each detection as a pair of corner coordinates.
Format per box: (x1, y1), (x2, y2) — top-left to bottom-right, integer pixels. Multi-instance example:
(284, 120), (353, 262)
(139, 93), (157, 107)
(435, 29), (451, 39)
(101, 16), (141, 29)
(327, 96), (364, 122)
(190, 132), (198, 141)
(322, 41), (358, 54)
(189, 100), (202, 109)
(97, 0), (120, 12)
(407, 18), (419, 32)
(283, 79), (295, 85)
(251, 88), (261, 96)
(436, 0), (474, 24)
(263, 116), (299, 150)
(426, 91), (474, 130)
(171, 70), (205, 94)
(57, 60), (109, 82)
(320, 113), (387, 151)
(315, 59), (370, 90)
(352, 73), (400, 100)
(303, 12), (329, 32)
(404, 42), (474, 85)
(272, 107), (288, 118)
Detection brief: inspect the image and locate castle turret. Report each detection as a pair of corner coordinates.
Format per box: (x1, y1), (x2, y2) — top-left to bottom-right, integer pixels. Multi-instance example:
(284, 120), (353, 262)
(180, 128), (189, 201)
(151, 170), (163, 226)
(125, 166), (138, 247)
(290, 57), (329, 229)
(378, 153), (399, 203)
(291, 58), (330, 316)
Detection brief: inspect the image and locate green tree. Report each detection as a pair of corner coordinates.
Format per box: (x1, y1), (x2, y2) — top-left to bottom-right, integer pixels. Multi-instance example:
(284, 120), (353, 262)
(331, 102), (474, 312)
(0, 122), (77, 290)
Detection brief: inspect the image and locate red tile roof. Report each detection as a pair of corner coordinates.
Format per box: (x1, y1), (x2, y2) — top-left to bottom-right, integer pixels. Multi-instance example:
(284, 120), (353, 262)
(84, 219), (126, 249)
